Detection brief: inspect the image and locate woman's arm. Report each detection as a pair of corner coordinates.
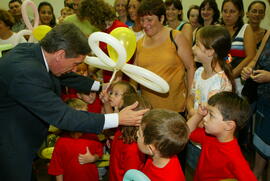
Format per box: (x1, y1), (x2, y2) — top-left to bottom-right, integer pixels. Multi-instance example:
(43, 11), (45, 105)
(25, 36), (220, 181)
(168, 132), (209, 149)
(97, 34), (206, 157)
(175, 31), (195, 93)
(241, 30), (270, 80)
(181, 23), (193, 45)
(233, 25), (256, 77)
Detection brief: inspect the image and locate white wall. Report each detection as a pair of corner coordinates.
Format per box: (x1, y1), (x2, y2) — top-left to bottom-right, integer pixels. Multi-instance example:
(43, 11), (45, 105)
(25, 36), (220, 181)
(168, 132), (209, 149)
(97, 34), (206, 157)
(0, 0), (269, 29)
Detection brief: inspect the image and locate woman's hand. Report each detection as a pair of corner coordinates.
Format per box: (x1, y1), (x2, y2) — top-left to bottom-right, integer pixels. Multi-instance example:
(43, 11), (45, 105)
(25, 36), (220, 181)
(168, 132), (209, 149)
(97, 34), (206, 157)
(251, 70), (270, 83)
(241, 67), (253, 81)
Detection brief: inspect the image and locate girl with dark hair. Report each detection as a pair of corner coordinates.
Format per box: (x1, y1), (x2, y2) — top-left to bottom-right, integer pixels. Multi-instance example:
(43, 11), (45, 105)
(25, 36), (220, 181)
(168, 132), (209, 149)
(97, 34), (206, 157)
(38, 1), (56, 27)
(165, 0), (193, 43)
(246, 1), (267, 49)
(221, 0), (256, 94)
(198, 0), (220, 26)
(187, 5), (200, 32)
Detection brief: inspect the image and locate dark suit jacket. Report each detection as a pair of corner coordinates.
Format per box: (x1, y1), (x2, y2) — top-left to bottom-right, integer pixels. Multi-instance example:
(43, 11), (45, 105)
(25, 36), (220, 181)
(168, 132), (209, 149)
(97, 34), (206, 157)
(0, 43), (105, 180)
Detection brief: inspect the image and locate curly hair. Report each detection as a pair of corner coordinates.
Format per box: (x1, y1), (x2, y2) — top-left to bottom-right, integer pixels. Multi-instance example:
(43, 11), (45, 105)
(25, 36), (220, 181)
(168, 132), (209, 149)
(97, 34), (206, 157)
(119, 93), (151, 144)
(77, 0), (116, 30)
(0, 9), (15, 28)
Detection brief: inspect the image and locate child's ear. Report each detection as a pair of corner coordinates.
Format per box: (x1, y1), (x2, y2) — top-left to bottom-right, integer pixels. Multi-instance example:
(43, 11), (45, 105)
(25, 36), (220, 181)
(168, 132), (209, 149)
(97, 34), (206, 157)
(224, 120), (236, 131)
(148, 144), (156, 156)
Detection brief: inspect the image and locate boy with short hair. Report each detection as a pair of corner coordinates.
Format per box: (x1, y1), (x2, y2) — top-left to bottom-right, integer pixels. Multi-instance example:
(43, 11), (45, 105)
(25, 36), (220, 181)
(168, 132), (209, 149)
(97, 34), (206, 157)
(187, 91), (257, 181)
(137, 109), (189, 181)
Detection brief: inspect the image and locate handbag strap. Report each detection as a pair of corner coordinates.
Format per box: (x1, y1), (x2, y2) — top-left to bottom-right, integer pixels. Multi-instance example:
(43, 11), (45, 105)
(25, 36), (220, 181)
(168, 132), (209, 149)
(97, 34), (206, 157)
(252, 30), (270, 68)
(170, 30), (178, 51)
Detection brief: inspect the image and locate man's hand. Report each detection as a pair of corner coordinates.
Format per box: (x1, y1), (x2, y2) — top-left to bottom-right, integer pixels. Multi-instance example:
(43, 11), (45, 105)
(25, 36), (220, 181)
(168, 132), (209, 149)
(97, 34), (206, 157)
(118, 102), (149, 126)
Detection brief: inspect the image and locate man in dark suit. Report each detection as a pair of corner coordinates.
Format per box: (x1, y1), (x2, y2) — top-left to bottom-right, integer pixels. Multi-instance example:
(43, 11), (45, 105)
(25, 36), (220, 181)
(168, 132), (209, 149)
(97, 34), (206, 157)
(0, 23), (147, 180)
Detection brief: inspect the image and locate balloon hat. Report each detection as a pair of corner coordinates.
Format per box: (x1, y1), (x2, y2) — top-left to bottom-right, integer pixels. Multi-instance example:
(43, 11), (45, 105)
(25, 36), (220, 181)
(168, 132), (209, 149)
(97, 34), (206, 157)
(17, 0), (52, 43)
(85, 27), (169, 93)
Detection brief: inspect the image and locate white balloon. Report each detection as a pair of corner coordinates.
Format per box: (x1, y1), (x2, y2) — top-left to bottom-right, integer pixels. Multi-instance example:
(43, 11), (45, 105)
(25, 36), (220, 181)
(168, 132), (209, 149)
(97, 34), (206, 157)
(21, 0), (39, 30)
(16, 0), (40, 45)
(88, 32), (126, 69)
(122, 64), (169, 93)
(85, 32), (170, 94)
(85, 56), (115, 71)
(16, 30), (33, 44)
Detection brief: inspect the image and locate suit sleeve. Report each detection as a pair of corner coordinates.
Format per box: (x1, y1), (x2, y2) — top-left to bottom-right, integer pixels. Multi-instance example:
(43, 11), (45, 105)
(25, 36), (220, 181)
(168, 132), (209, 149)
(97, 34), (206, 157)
(8, 66), (105, 134)
(58, 72), (96, 94)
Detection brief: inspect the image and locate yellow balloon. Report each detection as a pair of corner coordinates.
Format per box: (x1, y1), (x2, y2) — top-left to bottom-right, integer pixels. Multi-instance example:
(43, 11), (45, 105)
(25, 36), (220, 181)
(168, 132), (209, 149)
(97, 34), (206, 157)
(32, 25), (52, 41)
(107, 27), (136, 63)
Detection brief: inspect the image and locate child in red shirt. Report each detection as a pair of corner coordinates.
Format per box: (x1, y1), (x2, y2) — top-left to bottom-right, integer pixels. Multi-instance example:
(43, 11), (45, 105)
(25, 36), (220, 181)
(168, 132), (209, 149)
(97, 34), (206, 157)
(137, 109), (189, 181)
(100, 81), (150, 181)
(187, 91), (257, 181)
(48, 98), (103, 181)
(109, 93), (151, 181)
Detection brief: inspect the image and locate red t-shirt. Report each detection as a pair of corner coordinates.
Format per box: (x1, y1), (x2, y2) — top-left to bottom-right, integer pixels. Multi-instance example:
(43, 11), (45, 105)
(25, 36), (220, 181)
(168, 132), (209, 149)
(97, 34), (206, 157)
(190, 128), (257, 181)
(142, 155), (185, 181)
(48, 135), (103, 181)
(109, 129), (145, 181)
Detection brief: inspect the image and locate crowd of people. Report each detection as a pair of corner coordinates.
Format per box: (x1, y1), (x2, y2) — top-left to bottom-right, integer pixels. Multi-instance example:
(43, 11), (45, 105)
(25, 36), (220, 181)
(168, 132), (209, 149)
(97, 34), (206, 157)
(0, 0), (270, 181)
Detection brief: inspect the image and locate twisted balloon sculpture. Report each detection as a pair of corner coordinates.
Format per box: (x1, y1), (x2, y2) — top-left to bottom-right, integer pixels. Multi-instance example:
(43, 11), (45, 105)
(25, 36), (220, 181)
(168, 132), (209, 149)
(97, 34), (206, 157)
(16, 0), (51, 44)
(85, 27), (169, 93)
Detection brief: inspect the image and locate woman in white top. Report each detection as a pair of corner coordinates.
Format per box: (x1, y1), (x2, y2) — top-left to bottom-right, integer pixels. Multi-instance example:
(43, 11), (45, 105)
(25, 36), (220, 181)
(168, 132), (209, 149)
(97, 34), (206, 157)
(0, 9), (26, 47)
